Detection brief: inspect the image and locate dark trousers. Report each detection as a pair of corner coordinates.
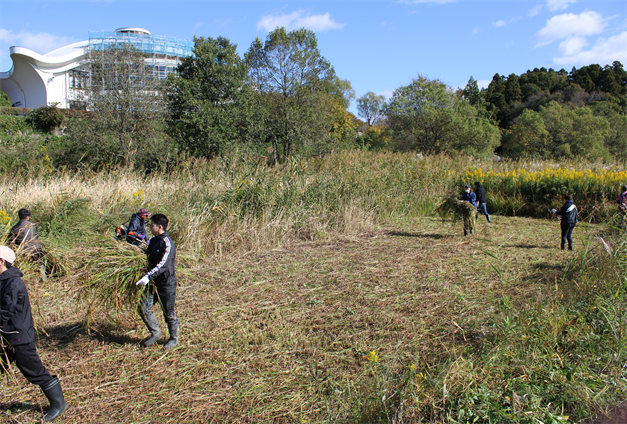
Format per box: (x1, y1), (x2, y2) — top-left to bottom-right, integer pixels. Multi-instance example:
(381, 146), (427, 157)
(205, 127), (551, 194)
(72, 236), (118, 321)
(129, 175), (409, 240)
(561, 224), (575, 250)
(139, 285), (178, 327)
(0, 342), (53, 386)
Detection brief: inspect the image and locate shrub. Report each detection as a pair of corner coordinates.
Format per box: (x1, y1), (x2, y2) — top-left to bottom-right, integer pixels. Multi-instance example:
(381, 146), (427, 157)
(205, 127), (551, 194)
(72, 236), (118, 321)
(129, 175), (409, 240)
(25, 104), (65, 133)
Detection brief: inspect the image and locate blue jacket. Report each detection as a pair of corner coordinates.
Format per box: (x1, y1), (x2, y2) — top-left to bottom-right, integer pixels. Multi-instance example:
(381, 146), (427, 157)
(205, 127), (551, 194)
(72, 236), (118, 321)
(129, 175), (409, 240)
(127, 213), (148, 240)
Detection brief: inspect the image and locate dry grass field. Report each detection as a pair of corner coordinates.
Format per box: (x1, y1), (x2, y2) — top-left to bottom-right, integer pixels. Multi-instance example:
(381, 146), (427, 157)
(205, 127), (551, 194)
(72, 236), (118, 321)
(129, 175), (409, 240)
(3, 214), (620, 423)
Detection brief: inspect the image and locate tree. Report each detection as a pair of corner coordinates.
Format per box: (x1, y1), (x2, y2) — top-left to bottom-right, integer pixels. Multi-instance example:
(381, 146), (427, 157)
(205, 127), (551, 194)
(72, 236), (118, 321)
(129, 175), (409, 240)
(356, 92), (386, 127)
(385, 75), (500, 156)
(246, 27), (340, 161)
(539, 101), (610, 159)
(166, 36), (252, 158)
(63, 43), (171, 169)
(504, 74), (523, 104)
(501, 109), (551, 158)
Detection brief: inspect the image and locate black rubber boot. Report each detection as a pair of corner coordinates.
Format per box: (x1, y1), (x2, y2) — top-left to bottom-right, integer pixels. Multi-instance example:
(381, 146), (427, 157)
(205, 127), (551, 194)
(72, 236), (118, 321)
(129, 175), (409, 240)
(40, 376), (68, 422)
(164, 321), (179, 350)
(141, 312), (162, 347)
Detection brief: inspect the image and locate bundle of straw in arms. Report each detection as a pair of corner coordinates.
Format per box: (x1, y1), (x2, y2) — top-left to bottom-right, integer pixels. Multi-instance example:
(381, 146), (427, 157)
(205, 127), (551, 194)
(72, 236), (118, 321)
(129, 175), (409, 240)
(76, 241), (147, 325)
(436, 193), (477, 223)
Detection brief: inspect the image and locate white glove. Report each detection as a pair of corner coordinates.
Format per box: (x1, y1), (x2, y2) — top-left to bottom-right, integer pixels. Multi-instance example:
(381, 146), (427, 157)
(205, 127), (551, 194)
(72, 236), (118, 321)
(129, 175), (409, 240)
(136, 276), (149, 286)
(551, 208), (557, 214)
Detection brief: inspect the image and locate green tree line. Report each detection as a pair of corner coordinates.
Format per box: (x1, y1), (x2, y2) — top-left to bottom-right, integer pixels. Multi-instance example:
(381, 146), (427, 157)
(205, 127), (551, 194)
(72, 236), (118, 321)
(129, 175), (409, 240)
(5, 27), (625, 171)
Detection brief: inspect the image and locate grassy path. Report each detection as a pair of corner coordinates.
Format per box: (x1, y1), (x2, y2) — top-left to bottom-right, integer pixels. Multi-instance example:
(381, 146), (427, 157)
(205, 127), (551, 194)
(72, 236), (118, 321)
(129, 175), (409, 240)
(0, 217), (601, 423)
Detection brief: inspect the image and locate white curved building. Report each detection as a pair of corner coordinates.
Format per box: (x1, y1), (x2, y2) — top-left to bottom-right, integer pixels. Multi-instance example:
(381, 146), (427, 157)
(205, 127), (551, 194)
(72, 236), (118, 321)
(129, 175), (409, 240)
(0, 28), (193, 109)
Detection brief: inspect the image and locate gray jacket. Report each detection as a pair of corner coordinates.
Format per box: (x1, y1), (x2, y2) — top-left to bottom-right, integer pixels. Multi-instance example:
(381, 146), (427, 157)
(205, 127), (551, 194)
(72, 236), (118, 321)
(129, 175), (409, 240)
(9, 219), (42, 252)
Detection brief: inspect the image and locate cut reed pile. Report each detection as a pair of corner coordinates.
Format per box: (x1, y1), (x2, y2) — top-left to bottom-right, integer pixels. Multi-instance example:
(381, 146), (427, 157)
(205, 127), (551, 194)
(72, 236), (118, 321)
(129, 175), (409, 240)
(74, 241), (147, 326)
(435, 194), (476, 223)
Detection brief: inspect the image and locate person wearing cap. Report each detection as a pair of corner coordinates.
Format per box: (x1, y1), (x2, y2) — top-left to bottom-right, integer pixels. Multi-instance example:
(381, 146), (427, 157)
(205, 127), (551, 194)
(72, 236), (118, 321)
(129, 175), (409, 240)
(617, 185), (627, 229)
(0, 246), (68, 421)
(474, 181), (491, 223)
(9, 209), (43, 259)
(460, 184), (477, 236)
(126, 208), (151, 246)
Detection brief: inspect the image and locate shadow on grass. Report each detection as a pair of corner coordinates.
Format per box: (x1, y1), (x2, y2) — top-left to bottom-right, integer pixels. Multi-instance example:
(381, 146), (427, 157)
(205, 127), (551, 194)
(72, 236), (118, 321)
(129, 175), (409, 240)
(37, 322), (139, 347)
(37, 322), (83, 347)
(387, 231), (451, 239)
(510, 243), (551, 249)
(0, 401), (40, 413)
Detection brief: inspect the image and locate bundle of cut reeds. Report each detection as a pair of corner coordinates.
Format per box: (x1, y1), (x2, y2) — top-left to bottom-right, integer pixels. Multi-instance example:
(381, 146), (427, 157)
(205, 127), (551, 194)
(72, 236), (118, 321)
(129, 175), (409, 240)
(76, 240), (147, 326)
(436, 194), (476, 223)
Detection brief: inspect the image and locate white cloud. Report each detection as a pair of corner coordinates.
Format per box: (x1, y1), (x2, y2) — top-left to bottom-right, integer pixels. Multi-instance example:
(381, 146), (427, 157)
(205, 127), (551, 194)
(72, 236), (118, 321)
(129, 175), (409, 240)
(558, 36), (588, 56)
(0, 29), (78, 55)
(546, 0), (577, 12)
(530, 4), (543, 17)
(257, 11), (344, 32)
(535, 10), (606, 47)
(494, 20), (506, 27)
(554, 31), (627, 65)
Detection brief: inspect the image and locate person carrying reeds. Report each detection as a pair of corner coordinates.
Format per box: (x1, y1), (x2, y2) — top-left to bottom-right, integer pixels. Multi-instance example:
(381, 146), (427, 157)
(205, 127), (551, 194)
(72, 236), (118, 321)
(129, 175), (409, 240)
(552, 194), (578, 250)
(617, 185), (627, 230)
(135, 214), (179, 349)
(126, 208), (151, 246)
(9, 209), (43, 260)
(461, 185), (477, 236)
(0, 246), (68, 422)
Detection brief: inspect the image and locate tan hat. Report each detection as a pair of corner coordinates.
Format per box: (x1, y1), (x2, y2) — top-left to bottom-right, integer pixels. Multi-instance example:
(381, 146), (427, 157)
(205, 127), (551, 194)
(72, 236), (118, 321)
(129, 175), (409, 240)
(0, 246), (16, 264)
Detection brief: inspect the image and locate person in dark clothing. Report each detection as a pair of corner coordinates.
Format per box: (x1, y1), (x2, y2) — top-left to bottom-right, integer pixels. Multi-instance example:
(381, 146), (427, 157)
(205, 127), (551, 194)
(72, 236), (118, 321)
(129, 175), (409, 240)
(126, 208), (151, 246)
(617, 185), (627, 229)
(0, 246), (68, 422)
(9, 209), (43, 259)
(136, 214), (179, 349)
(460, 185), (477, 236)
(474, 181), (491, 223)
(553, 194), (578, 250)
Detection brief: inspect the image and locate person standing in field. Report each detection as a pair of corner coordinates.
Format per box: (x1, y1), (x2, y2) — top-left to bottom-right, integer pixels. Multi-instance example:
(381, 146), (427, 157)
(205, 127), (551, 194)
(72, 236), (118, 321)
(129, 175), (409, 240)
(9, 209), (43, 259)
(0, 246), (68, 422)
(135, 214), (179, 349)
(474, 181), (491, 223)
(617, 185), (627, 229)
(460, 184), (477, 236)
(553, 194), (578, 250)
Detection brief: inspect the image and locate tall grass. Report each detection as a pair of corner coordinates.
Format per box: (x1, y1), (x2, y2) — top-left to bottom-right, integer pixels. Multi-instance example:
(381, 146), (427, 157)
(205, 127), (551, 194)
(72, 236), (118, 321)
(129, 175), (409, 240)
(1, 150), (627, 422)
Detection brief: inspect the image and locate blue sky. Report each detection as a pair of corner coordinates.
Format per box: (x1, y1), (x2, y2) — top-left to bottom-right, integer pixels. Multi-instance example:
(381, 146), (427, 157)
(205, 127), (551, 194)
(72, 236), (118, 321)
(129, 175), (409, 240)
(1, 0), (626, 114)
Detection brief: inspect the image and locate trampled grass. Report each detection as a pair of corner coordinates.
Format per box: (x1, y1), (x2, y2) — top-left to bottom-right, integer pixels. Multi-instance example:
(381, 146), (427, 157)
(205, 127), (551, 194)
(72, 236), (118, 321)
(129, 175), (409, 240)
(0, 151), (626, 423)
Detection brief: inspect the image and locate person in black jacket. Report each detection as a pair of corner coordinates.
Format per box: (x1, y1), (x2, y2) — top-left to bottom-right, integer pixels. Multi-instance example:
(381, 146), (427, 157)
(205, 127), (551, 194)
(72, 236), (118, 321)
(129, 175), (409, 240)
(0, 246), (68, 421)
(474, 182), (491, 223)
(553, 194), (578, 250)
(135, 214), (179, 349)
